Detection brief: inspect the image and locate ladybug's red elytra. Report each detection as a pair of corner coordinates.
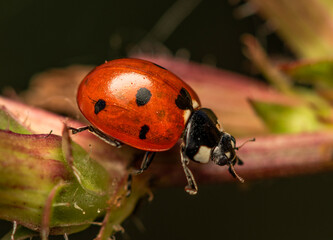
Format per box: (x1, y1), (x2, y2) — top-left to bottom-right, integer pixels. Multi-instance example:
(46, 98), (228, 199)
(71, 58), (251, 195)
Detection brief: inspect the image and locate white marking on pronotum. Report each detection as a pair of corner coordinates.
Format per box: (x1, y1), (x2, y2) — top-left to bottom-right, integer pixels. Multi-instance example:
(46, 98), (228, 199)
(225, 151), (231, 159)
(192, 100), (199, 109)
(184, 109), (191, 124)
(194, 146), (211, 163)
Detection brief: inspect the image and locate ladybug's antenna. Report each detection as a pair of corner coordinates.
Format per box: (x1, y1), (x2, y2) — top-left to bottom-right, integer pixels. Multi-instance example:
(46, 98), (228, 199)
(234, 138), (255, 150)
(228, 164), (244, 183)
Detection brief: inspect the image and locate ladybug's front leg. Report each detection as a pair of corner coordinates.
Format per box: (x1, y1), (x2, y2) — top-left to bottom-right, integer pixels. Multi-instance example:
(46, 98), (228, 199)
(180, 144), (198, 195)
(69, 125), (122, 148)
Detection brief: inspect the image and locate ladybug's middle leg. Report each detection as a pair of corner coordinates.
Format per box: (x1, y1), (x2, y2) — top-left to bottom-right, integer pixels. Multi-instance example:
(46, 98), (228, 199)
(126, 174), (132, 197)
(69, 125), (122, 148)
(180, 144), (198, 195)
(134, 151), (156, 174)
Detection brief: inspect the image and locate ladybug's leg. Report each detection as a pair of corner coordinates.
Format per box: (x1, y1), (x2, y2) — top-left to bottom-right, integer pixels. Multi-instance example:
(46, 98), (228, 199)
(129, 151), (155, 195)
(180, 144), (198, 195)
(134, 152), (156, 174)
(126, 174), (132, 197)
(69, 126), (90, 134)
(237, 158), (244, 165)
(228, 166), (237, 179)
(69, 126), (122, 148)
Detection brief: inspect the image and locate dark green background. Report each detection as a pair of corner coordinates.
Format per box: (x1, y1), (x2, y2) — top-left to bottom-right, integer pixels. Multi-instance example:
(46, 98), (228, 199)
(1, 0), (332, 239)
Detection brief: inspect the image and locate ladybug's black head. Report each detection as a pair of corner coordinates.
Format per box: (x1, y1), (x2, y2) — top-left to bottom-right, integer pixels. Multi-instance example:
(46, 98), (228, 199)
(211, 132), (245, 182)
(211, 132), (236, 166)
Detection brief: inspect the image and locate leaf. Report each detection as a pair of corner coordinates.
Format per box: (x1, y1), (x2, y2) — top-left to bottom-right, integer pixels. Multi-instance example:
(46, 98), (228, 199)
(294, 87), (333, 121)
(250, 100), (323, 133)
(280, 59), (333, 89)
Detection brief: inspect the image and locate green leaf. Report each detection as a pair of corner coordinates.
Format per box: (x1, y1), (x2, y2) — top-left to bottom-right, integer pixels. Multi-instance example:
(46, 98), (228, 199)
(294, 88), (333, 120)
(250, 100), (323, 133)
(280, 60), (333, 89)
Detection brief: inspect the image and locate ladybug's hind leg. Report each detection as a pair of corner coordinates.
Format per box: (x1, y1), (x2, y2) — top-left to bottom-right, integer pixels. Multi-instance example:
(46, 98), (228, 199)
(126, 174), (132, 197)
(134, 151), (156, 174)
(69, 125), (122, 148)
(180, 144), (198, 195)
(128, 152), (155, 197)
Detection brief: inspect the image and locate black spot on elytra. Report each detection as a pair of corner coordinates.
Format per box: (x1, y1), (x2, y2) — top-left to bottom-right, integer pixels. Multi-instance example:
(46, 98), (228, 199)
(136, 88), (152, 106)
(94, 99), (106, 114)
(139, 125), (149, 139)
(153, 63), (167, 70)
(175, 88), (193, 110)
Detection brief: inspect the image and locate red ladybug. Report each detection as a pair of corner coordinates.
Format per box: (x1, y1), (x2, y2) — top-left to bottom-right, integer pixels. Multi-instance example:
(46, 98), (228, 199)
(71, 58), (248, 195)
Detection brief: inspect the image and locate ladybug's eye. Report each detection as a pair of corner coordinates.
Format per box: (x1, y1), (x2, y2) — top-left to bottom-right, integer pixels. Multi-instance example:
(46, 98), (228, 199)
(211, 146), (228, 166)
(220, 133), (233, 152)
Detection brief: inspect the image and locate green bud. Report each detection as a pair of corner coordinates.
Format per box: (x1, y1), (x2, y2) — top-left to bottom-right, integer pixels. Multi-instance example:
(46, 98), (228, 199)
(0, 106), (148, 239)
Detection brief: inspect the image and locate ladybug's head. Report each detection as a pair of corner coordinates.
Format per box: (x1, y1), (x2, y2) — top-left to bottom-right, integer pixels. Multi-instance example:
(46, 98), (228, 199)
(211, 132), (236, 165)
(211, 132), (254, 183)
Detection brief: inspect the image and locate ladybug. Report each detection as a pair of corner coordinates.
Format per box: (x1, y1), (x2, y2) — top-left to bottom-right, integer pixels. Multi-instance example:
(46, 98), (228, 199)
(71, 58), (250, 195)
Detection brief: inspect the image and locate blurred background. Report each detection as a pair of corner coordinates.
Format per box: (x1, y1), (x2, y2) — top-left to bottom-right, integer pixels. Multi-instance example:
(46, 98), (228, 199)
(1, 0), (333, 239)
(0, 0), (277, 91)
